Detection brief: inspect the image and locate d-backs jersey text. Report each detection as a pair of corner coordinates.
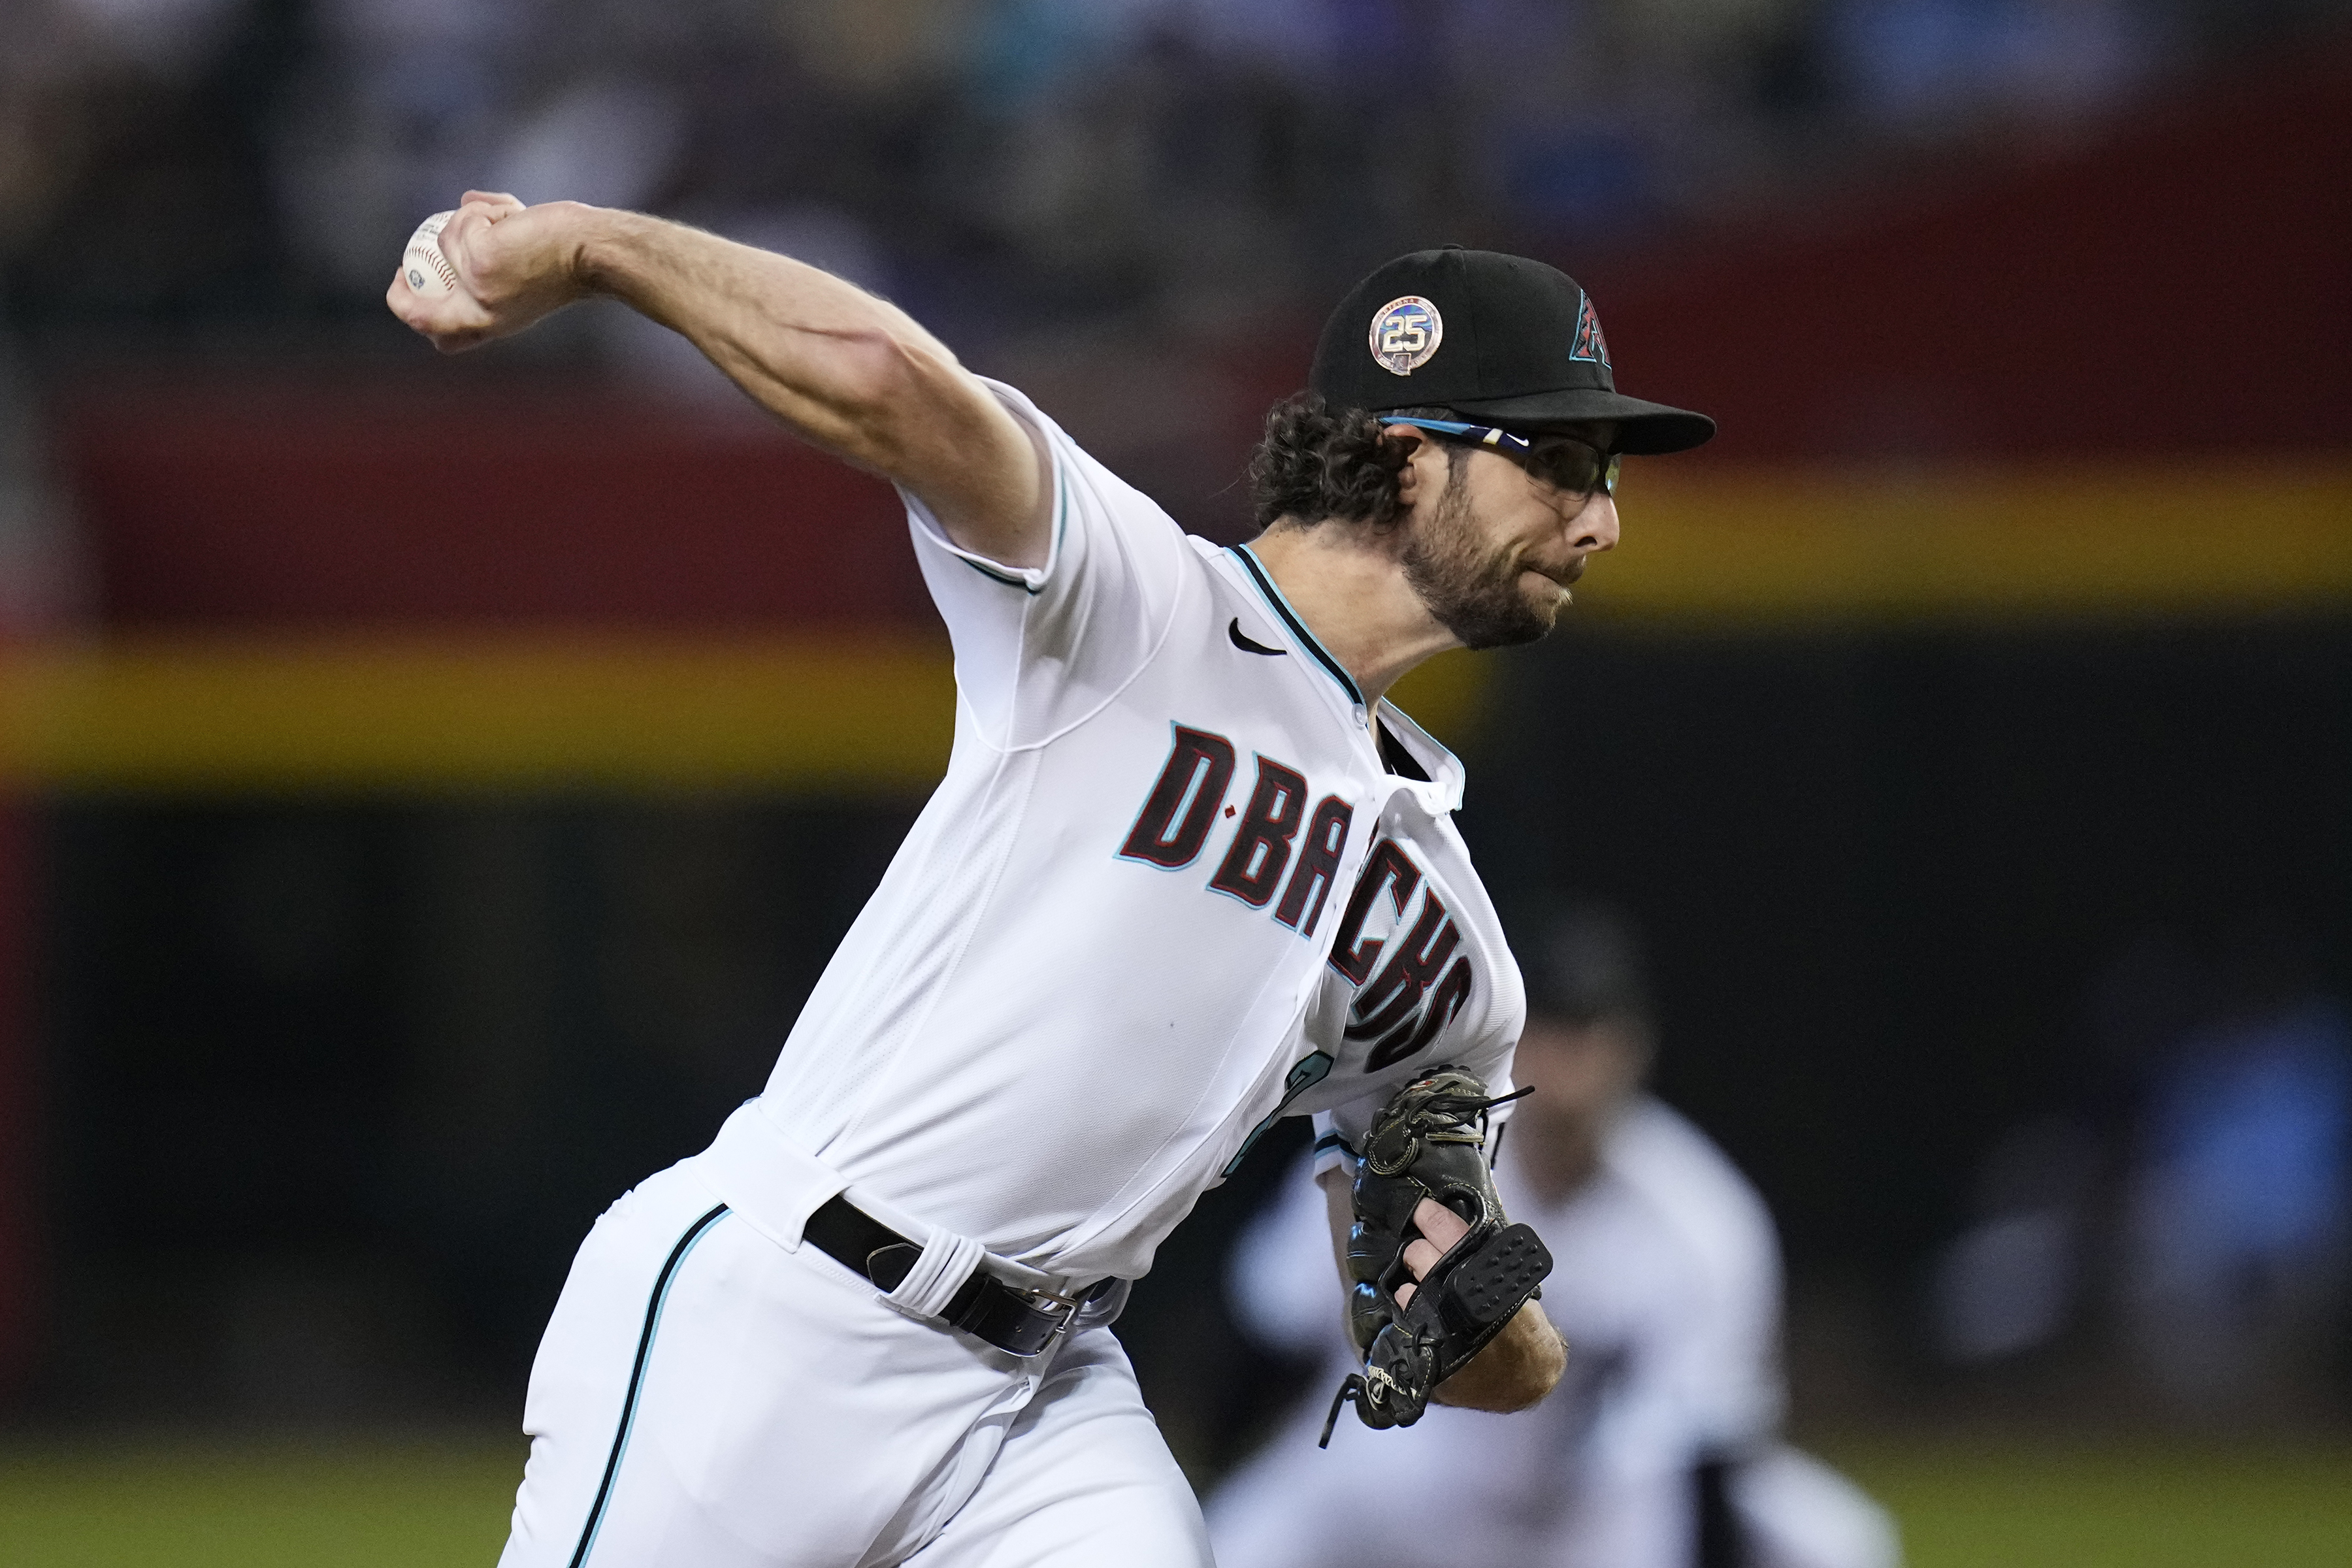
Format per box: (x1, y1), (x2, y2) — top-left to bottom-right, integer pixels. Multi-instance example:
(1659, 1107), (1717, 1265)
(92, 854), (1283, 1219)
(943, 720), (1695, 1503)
(754, 382), (1524, 1283)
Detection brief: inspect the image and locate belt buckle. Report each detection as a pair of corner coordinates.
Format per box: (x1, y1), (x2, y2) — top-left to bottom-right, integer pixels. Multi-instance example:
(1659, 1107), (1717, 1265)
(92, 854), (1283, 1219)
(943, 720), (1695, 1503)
(1019, 1285), (1083, 1345)
(1023, 1286), (1081, 1320)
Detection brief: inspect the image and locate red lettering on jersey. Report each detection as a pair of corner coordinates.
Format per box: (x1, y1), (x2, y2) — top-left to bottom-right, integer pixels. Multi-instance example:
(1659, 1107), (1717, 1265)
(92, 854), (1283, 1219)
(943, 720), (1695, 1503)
(1208, 757), (1309, 907)
(1328, 840), (1421, 985)
(1273, 795), (1354, 936)
(1331, 845), (1480, 1070)
(1345, 890), (1460, 1046)
(1118, 726), (1237, 870)
(1364, 954), (1473, 1071)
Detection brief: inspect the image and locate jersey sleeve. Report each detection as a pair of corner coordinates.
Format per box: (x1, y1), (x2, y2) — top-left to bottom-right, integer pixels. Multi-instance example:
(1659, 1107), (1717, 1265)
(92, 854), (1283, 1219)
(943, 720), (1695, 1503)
(1307, 1110), (1358, 1181)
(899, 379), (1192, 749)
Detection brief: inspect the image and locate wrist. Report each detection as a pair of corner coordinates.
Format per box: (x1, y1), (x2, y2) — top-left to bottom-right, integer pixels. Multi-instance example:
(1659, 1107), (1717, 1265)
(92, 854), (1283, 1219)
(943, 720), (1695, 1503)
(561, 203), (635, 298)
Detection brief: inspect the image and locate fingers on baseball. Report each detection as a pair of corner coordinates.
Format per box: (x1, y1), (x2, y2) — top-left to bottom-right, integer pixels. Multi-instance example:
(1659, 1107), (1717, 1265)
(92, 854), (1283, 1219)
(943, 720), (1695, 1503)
(384, 270), (432, 328)
(444, 192), (523, 262)
(1392, 1198), (1473, 1309)
(384, 272), (494, 351)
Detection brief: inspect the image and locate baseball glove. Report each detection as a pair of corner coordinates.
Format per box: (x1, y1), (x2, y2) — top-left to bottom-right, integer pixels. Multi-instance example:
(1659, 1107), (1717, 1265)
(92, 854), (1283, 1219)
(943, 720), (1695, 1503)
(1319, 1066), (1552, 1446)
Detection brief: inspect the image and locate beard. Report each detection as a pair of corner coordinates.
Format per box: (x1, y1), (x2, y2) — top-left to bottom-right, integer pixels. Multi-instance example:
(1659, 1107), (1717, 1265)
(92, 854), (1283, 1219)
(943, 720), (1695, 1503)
(1399, 467), (1565, 650)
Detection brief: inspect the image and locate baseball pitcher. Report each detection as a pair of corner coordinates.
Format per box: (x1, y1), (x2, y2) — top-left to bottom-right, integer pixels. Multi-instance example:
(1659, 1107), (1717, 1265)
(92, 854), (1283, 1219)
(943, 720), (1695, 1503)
(389, 200), (1714, 1567)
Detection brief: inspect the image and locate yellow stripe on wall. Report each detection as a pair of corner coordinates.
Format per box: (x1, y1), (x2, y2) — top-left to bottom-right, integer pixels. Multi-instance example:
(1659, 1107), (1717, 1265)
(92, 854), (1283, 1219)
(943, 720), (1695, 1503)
(1591, 463), (2352, 621)
(0, 636), (1489, 793)
(0, 464), (2344, 792)
(0, 637), (960, 793)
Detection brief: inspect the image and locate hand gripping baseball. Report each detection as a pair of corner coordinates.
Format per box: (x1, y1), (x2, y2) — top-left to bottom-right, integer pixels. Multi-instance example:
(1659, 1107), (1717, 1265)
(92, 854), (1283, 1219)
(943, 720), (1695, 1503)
(1320, 1067), (1553, 1446)
(386, 191), (591, 353)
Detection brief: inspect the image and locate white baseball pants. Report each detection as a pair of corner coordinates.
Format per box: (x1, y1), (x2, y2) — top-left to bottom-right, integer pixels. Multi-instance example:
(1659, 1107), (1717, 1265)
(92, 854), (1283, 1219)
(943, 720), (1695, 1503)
(494, 1154), (1211, 1568)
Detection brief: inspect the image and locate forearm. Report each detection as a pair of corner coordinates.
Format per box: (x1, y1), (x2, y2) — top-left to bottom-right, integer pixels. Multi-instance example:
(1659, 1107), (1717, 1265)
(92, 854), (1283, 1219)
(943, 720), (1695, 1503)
(533, 204), (1041, 559)
(572, 208), (965, 474)
(393, 193), (1043, 557)
(1431, 1299), (1566, 1413)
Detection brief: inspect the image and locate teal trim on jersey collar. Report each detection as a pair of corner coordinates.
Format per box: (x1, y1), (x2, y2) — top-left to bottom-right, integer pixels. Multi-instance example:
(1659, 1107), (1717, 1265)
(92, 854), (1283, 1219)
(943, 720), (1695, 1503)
(1228, 546), (1465, 799)
(1228, 545), (1365, 711)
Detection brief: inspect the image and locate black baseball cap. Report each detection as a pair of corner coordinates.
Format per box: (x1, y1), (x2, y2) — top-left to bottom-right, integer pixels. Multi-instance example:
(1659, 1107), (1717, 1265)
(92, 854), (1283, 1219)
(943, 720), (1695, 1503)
(1310, 248), (1715, 456)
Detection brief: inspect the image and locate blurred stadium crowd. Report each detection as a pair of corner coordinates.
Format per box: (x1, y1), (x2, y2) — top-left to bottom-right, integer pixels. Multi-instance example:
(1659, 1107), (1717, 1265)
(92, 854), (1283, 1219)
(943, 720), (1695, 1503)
(1, 0), (2342, 345)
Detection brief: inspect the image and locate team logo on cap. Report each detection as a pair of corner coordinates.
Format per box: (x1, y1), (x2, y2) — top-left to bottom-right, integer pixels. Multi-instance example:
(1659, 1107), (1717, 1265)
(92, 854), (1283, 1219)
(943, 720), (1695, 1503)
(1570, 289), (1610, 367)
(1368, 295), (1443, 376)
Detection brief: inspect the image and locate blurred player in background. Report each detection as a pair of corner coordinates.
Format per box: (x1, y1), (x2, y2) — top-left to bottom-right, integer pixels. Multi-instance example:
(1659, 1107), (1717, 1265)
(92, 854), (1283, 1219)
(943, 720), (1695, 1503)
(1209, 903), (1901, 1568)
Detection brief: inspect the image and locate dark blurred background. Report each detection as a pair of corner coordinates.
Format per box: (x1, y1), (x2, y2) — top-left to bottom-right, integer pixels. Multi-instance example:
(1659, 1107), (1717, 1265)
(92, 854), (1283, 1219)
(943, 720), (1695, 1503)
(2, 0), (2349, 1515)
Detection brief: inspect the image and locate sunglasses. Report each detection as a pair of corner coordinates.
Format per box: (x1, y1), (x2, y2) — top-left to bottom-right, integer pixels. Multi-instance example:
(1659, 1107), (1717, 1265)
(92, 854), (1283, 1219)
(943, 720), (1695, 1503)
(1378, 416), (1621, 498)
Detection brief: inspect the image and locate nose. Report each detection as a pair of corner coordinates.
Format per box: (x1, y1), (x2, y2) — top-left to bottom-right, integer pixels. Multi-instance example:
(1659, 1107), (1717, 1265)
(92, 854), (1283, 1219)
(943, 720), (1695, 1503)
(1569, 491), (1619, 554)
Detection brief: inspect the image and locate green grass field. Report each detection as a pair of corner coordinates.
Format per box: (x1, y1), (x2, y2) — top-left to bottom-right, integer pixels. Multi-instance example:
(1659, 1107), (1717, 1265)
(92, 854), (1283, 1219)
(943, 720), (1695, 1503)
(2, 1428), (2347, 1565)
(1821, 1435), (2352, 1568)
(0, 1434), (525, 1568)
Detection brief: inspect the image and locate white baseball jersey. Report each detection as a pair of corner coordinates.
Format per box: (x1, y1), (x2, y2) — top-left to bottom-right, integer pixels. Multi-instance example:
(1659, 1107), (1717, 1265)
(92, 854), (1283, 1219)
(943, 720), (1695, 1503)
(500, 376), (1526, 1568)
(753, 379), (1522, 1284)
(1209, 1098), (1902, 1568)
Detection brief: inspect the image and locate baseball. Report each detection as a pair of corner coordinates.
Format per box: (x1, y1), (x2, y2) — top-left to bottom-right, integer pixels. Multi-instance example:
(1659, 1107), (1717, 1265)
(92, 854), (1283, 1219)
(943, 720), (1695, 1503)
(400, 211), (461, 297)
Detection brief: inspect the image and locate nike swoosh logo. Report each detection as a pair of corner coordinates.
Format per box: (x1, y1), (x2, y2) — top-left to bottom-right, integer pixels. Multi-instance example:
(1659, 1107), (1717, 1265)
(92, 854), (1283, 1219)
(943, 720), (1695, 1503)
(1229, 618), (1288, 657)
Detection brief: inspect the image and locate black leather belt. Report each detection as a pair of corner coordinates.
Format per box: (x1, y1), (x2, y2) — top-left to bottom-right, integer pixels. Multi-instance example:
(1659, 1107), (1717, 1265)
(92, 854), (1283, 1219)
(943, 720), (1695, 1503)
(802, 1192), (1105, 1358)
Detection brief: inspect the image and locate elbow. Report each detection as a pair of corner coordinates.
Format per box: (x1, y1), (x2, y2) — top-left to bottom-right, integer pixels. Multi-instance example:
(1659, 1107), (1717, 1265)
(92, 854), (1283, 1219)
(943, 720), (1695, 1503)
(707, 303), (951, 468)
(815, 324), (927, 426)
(808, 325), (972, 470)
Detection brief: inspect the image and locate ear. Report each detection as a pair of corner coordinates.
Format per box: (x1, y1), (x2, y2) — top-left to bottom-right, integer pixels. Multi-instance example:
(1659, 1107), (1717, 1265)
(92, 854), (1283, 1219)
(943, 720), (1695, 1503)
(1382, 423), (1432, 508)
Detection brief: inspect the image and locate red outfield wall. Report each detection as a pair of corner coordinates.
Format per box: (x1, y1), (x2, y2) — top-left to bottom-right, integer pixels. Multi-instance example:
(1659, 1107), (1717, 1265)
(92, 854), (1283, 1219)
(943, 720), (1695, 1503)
(65, 392), (915, 631)
(1577, 47), (2352, 463)
(52, 47), (2352, 633)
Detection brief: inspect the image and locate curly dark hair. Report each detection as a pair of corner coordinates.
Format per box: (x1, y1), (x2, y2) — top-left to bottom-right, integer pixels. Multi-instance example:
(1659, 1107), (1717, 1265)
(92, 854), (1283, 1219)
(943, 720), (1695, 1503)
(1246, 393), (1462, 531)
